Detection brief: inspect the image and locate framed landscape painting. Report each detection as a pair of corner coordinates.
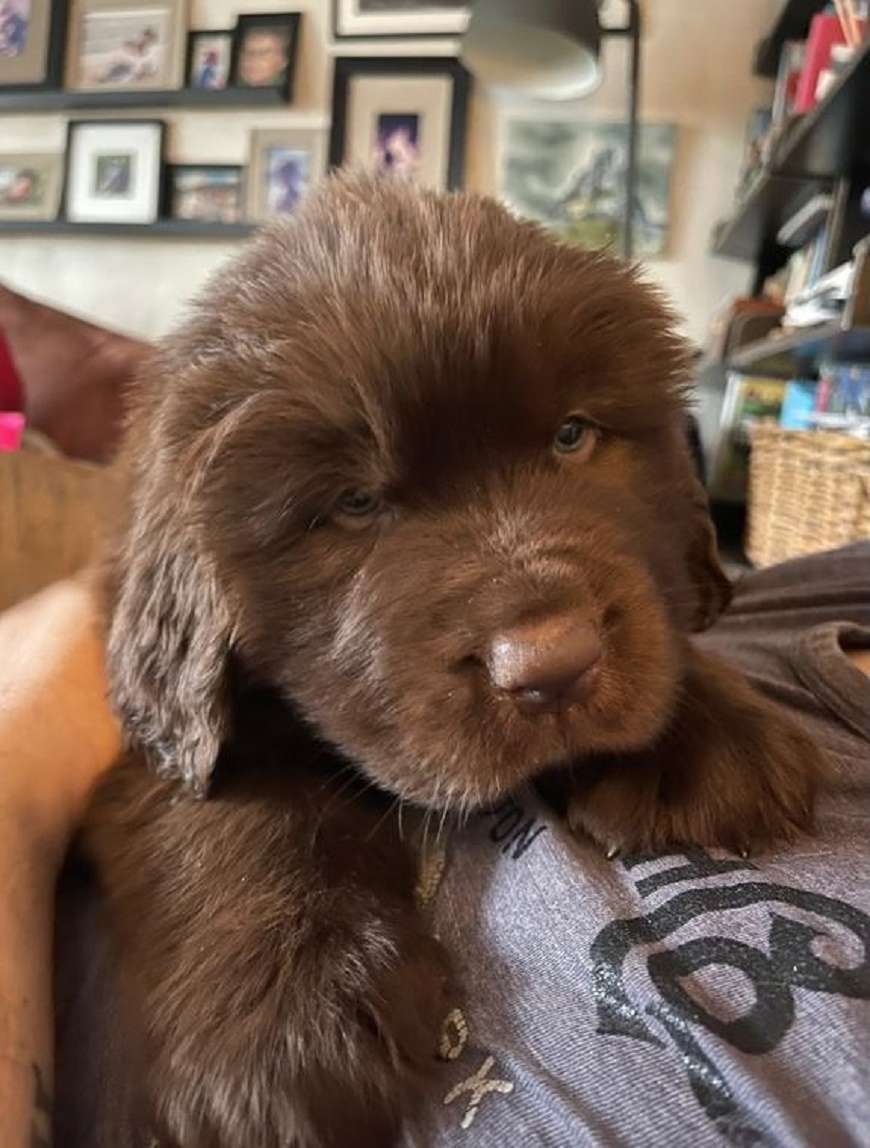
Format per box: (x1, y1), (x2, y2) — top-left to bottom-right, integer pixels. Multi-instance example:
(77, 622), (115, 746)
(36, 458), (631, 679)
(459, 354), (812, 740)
(499, 115), (677, 258)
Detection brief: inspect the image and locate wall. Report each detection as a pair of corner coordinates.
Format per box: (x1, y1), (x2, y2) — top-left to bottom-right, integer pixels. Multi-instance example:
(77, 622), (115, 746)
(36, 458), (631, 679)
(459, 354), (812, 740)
(0, 0), (779, 344)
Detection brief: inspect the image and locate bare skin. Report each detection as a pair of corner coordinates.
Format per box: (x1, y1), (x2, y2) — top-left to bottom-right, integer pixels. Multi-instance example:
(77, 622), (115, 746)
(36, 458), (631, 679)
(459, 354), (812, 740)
(0, 579), (119, 1148)
(0, 579), (866, 1146)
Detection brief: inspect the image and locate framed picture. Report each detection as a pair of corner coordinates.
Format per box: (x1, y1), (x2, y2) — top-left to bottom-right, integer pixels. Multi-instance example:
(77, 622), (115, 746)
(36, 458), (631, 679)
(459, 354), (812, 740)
(64, 119), (165, 224)
(170, 164), (244, 222)
(246, 127), (326, 223)
(498, 114), (677, 258)
(67, 0), (187, 91)
(329, 57), (470, 191)
(333, 0), (469, 39)
(0, 152), (62, 219)
(186, 28), (231, 90)
(0, 0), (67, 91)
(231, 12), (300, 97)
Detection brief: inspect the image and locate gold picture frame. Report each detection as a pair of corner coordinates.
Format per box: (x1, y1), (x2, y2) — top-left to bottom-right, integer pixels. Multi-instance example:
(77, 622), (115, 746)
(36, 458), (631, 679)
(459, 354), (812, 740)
(246, 127), (327, 224)
(0, 152), (63, 220)
(0, 0), (67, 90)
(67, 0), (187, 92)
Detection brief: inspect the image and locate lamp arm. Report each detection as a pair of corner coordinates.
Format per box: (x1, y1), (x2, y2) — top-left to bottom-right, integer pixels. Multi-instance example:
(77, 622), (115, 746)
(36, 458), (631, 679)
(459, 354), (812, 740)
(623, 0), (641, 260)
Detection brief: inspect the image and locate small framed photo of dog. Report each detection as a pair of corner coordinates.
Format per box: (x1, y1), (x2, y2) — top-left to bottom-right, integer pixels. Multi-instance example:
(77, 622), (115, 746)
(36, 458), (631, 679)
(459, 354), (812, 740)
(246, 127), (326, 223)
(64, 119), (165, 224)
(0, 0), (68, 92)
(66, 0), (187, 92)
(0, 152), (63, 219)
(329, 57), (471, 192)
(230, 12), (300, 97)
(333, 0), (469, 39)
(170, 163), (244, 223)
(185, 28), (232, 90)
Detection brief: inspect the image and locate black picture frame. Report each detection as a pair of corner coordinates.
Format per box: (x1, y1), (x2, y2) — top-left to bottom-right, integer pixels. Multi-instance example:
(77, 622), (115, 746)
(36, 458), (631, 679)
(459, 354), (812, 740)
(185, 29), (234, 91)
(332, 0), (469, 41)
(61, 117), (168, 223)
(329, 57), (471, 191)
(0, 0), (68, 93)
(168, 162), (245, 222)
(230, 12), (301, 100)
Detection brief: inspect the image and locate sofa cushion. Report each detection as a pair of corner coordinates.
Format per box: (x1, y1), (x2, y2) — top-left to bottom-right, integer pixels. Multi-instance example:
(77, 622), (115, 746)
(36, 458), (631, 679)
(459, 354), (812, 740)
(0, 440), (119, 611)
(0, 283), (151, 462)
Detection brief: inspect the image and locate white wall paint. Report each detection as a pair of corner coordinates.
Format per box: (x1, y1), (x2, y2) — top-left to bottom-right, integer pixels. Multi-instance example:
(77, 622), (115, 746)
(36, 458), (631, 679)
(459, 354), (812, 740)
(0, 0), (778, 344)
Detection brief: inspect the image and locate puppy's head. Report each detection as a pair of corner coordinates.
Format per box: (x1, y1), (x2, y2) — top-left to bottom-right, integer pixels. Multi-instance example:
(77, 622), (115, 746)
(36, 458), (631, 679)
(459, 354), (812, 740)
(109, 174), (729, 808)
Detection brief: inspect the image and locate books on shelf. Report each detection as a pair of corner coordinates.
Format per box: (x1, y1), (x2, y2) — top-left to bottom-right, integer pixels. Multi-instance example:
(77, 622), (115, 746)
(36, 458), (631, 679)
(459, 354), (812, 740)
(776, 193), (834, 248)
(785, 260), (854, 327)
(794, 9), (867, 112)
(708, 374), (787, 501)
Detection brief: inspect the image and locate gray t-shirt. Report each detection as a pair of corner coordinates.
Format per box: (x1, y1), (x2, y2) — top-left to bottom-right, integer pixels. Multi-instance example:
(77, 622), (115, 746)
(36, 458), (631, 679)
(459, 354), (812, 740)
(407, 543), (870, 1148)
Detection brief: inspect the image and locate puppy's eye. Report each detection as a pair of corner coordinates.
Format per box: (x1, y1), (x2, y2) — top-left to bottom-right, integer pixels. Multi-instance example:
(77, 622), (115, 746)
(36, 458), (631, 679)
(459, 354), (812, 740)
(335, 488), (382, 518)
(553, 416), (597, 456)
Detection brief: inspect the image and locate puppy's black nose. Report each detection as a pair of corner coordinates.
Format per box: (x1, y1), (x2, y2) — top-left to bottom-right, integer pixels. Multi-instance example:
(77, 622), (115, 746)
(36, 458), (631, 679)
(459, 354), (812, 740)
(487, 615), (602, 714)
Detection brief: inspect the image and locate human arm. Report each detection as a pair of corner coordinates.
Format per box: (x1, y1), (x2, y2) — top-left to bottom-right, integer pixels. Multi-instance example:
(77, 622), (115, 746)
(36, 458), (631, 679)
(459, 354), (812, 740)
(0, 578), (120, 1147)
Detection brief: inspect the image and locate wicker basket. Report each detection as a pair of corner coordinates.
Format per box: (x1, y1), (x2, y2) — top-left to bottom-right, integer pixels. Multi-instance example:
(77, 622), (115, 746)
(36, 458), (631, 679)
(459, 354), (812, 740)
(747, 423), (870, 567)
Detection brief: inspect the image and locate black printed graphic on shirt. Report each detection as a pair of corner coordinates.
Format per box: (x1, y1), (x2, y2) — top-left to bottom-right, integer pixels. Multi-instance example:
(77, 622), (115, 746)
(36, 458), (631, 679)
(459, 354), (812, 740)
(480, 795), (548, 860)
(590, 853), (870, 1147)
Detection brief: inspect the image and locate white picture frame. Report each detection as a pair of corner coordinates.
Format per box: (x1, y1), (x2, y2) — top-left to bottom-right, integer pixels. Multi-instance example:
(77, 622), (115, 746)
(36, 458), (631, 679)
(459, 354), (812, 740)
(64, 120), (165, 224)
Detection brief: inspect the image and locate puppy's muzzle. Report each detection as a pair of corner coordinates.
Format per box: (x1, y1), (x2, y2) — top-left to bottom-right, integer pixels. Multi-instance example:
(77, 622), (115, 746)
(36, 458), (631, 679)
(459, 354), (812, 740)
(487, 614), (602, 715)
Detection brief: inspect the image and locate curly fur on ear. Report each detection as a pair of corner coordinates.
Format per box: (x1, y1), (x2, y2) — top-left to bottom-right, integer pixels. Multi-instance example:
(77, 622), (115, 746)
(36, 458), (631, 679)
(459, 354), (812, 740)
(104, 349), (237, 797)
(107, 524), (232, 796)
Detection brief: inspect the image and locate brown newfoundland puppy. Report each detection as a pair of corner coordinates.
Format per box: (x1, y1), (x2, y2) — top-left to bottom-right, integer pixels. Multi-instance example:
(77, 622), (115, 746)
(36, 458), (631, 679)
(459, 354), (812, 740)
(55, 174), (823, 1148)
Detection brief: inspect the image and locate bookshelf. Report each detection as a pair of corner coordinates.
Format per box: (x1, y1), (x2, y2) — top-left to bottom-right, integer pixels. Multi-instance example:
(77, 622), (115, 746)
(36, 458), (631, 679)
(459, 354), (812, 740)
(0, 86), (290, 113)
(711, 175), (825, 263)
(712, 37), (870, 268)
(775, 37), (870, 176)
(728, 320), (870, 377)
(0, 220), (257, 239)
(753, 0), (826, 77)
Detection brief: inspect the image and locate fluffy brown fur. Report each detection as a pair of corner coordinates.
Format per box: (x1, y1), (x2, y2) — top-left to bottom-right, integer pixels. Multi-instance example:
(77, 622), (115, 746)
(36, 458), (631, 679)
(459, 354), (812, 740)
(56, 173), (824, 1147)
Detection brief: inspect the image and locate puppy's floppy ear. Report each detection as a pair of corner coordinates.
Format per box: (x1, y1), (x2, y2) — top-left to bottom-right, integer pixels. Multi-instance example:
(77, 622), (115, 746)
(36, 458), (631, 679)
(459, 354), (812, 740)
(685, 476), (732, 631)
(107, 487), (233, 798)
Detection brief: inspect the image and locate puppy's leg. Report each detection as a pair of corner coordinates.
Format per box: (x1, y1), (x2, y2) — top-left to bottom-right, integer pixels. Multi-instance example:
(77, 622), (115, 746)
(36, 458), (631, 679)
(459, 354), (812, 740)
(566, 646), (825, 856)
(82, 758), (451, 1148)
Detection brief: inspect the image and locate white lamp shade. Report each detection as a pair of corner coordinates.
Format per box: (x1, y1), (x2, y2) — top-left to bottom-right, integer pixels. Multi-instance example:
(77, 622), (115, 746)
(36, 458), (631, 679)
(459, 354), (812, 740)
(461, 0), (602, 100)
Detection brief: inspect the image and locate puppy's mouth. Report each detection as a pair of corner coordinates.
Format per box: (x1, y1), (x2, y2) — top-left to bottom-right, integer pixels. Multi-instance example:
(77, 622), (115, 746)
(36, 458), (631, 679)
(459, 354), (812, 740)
(352, 596), (680, 813)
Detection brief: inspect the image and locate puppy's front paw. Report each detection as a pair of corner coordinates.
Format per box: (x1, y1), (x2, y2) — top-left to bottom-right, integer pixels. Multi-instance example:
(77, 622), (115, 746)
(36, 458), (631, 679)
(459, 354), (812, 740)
(351, 926), (454, 1079)
(567, 648), (825, 857)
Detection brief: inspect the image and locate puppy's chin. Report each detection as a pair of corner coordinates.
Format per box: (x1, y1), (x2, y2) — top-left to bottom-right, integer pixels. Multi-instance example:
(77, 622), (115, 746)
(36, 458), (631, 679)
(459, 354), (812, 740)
(301, 586), (681, 813)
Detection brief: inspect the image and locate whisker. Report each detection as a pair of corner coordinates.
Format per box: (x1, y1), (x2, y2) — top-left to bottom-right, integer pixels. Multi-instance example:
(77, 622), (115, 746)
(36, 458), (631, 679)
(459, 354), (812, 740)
(365, 795), (401, 843)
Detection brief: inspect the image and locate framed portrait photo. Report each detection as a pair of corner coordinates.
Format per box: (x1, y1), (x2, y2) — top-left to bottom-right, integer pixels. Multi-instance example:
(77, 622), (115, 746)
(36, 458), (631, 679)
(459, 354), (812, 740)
(329, 57), (471, 191)
(0, 0), (67, 91)
(186, 29), (232, 90)
(231, 12), (300, 97)
(64, 119), (165, 224)
(0, 152), (62, 219)
(246, 127), (326, 223)
(170, 163), (243, 222)
(333, 0), (469, 39)
(67, 0), (187, 92)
